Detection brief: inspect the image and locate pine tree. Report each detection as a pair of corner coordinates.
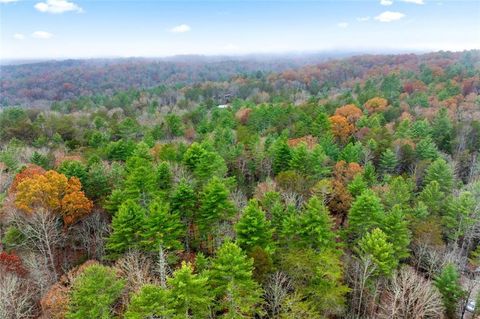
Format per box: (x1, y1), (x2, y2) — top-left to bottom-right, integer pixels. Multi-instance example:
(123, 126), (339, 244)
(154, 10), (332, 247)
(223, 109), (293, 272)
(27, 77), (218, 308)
(434, 264), (464, 318)
(142, 199), (184, 252)
(382, 205), (411, 260)
(236, 199), (273, 253)
(347, 174), (367, 198)
(379, 148), (397, 175)
(168, 262), (212, 318)
(419, 181), (444, 216)
(424, 158), (454, 194)
(271, 138), (292, 174)
(348, 189), (384, 240)
(357, 228), (398, 276)
(123, 160), (157, 207)
(209, 241), (263, 318)
(156, 161), (172, 190)
(443, 191), (476, 241)
(66, 264), (125, 319)
(416, 137), (439, 161)
(106, 200), (145, 259)
(84, 162), (110, 201)
(282, 196), (335, 251)
(432, 108), (453, 153)
(124, 284), (173, 319)
(170, 179), (197, 249)
(198, 177), (235, 239)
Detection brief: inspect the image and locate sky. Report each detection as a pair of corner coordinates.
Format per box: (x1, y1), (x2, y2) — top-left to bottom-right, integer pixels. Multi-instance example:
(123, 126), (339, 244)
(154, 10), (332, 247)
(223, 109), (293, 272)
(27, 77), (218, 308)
(0, 0), (479, 60)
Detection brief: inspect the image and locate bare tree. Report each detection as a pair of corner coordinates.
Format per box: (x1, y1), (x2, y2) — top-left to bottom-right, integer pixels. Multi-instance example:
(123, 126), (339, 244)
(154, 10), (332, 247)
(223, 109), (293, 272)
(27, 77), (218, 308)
(264, 271), (292, 318)
(0, 273), (36, 319)
(378, 266), (444, 319)
(345, 255), (378, 319)
(9, 209), (63, 281)
(71, 210), (109, 260)
(156, 245), (172, 288)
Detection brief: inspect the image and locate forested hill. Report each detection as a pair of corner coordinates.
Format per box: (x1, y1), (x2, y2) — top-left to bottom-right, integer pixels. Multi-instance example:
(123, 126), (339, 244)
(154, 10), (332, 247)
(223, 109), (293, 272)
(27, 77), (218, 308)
(0, 53), (337, 107)
(1, 50), (480, 318)
(2, 51), (478, 108)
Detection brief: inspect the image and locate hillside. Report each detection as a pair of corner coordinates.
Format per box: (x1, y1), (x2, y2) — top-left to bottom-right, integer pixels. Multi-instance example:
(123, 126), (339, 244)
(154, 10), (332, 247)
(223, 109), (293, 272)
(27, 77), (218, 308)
(1, 50), (480, 318)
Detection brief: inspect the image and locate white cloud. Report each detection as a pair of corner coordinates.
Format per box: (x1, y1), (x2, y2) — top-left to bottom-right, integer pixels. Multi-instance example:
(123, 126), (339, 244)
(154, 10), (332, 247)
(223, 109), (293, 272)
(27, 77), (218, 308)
(374, 11), (406, 22)
(357, 16), (370, 22)
(32, 31), (53, 39)
(380, 0), (394, 5)
(0, 0), (18, 3)
(337, 22), (349, 28)
(13, 33), (25, 40)
(402, 0), (424, 4)
(170, 24), (191, 33)
(34, 0), (82, 14)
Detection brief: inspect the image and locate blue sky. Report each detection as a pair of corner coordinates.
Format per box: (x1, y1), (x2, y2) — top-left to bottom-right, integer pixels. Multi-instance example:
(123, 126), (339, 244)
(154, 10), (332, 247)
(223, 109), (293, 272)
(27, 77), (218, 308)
(0, 0), (479, 59)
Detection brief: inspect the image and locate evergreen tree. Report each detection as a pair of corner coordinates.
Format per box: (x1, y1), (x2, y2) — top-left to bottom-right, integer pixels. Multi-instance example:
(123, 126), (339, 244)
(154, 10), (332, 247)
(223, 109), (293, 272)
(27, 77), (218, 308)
(432, 108), (453, 153)
(271, 138), (292, 175)
(106, 200), (145, 259)
(209, 241), (262, 318)
(142, 200), (184, 252)
(123, 160), (157, 207)
(347, 174), (367, 198)
(235, 199), (273, 253)
(66, 264), (125, 319)
(168, 262), (212, 318)
(424, 158), (454, 193)
(434, 264), (464, 318)
(339, 142), (363, 164)
(198, 177), (235, 238)
(279, 247), (349, 316)
(84, 162), (110, 201)
(289, 143), (310, 175)
(379, 148), (397, 175)
(416, 137), (439, 161)
(170, 179), (197, 250)
(419, 181), (444, 215)
(383, 176), (414, 209)
(58, 160), (88, 186)
(357, 228), (398, 276)
(124, 284), (173, 319)
(443, 191), (476, 241)
(382, 205), (411, 260)
(282, 196), (335, 251)
(156, 161), (172, 190)
(348, 189), (384, 240)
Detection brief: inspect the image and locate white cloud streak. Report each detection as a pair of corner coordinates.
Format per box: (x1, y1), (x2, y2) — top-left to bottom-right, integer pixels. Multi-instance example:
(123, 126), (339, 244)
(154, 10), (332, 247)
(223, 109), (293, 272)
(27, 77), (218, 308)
(13, 33), (25, 40)
(380, 0), (394, 6)
(170, 24), (191, 33)
(374, 11), (406, 22)
(402, 0), (425, 4)
(32, 31), (53, 39)
(34, 0), (82, 14)
(337, 22), (349, 28)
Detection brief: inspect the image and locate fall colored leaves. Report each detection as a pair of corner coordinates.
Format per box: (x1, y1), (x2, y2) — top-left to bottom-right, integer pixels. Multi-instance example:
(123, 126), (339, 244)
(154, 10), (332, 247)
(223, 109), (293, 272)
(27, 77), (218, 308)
(329, 98), (389, 143)
(10, 165), (93, 226)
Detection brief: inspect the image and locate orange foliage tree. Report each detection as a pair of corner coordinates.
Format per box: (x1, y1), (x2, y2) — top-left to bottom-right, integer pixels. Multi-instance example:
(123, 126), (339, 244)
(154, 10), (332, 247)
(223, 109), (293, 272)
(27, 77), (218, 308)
(329, 115), (354, 143)
(364, 97), (389, 114)
(335, 104), (363, 124)
(9, 164), (46, 193)
(14, 170), (93, 225)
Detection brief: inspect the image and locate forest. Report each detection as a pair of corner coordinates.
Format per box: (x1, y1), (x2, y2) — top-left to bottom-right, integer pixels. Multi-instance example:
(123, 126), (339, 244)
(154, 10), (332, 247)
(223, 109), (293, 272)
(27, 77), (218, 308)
(0, 50), (480, 318)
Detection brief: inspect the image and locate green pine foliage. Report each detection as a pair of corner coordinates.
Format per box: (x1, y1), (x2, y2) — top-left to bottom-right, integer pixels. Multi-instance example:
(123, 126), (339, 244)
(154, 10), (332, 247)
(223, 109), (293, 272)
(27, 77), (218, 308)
(66, 264), (125, 319)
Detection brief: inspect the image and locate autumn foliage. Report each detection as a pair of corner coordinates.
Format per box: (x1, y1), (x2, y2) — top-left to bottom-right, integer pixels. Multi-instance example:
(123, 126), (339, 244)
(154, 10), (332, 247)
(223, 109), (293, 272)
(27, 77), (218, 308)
(335, 104), (363, 124)
(364, 97), (389, 114)
(9, 164), (46, 193)
(329, 115), (354, 143)
(0, 251), (28, 277)
(13, 170), (93, 225)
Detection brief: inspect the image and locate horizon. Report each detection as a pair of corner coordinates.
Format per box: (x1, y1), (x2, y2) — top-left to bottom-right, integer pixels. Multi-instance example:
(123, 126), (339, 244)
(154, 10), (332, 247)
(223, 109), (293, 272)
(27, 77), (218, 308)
(1, 0), (479, 60)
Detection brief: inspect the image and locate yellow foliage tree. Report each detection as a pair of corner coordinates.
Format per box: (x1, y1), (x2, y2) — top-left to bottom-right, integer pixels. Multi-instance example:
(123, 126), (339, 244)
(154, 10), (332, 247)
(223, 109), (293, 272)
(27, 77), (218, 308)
(14, 170), (93, 225)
